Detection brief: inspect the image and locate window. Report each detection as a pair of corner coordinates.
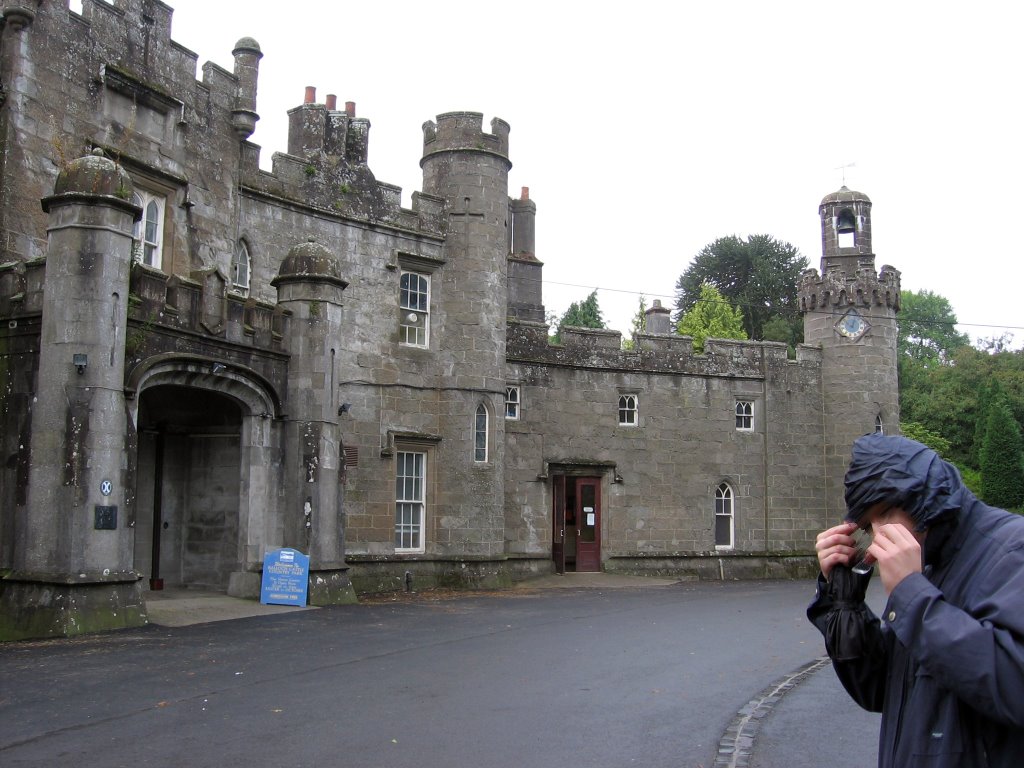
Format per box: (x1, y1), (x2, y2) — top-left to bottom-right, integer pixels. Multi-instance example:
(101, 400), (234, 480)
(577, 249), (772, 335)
(474, 404), (488, 462)
(395, 451), (426, 552)
(618, 394), (638, 426)
(232, 240), (251, 294)
(131, 190), (165, 269)
(735, 400), (753, 431)
(505, 385), (520, 420)
(715, 482), (734, 549)
(400, 270), (430, 347)
(875, 415), (884, 434)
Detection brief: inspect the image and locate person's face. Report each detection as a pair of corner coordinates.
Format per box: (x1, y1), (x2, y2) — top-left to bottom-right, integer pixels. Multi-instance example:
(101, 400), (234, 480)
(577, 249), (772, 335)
(859, 502), (924, 544)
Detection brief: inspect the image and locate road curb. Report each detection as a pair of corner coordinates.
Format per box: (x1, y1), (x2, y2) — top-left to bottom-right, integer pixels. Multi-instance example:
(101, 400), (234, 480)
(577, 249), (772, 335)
(713, 656), (831, 767)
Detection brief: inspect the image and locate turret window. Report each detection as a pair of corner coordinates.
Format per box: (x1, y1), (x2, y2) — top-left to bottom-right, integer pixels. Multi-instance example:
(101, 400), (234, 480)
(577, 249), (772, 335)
(474, 404), (489, 463)
(715, 482), (735, 549)
(837, 209), (856, 249)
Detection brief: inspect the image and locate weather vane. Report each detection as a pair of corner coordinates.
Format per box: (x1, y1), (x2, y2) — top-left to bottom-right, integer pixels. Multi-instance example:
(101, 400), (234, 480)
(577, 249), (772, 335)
(835, 161), (857, 186)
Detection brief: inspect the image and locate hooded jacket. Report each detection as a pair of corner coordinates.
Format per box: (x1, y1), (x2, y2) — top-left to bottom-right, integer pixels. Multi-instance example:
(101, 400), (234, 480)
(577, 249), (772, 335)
(808, 434), (1024, 767)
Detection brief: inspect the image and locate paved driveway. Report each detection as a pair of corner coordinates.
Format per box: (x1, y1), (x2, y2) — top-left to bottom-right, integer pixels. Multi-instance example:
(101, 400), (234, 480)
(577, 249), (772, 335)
(0, 580), (873, 768)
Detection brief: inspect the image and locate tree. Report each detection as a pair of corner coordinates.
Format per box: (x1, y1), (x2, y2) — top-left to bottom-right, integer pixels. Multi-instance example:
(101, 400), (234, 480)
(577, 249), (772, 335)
(980, 398), (1024, 509)
(898, 289), (970, 366)
(677, 282), (747, 352)
(900, 421), (952, 457)
(555, 290), (605, 341)
(674, 234), (808, 342)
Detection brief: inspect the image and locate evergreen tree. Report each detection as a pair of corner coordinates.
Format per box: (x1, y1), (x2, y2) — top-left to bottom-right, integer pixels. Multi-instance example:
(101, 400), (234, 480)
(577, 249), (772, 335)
(980, 398), (1024, 509)
(554, 290), (605, 343)
(677, 282), (747, 352)
(622, 295), (648, 351)
(674, 234), (807, 342)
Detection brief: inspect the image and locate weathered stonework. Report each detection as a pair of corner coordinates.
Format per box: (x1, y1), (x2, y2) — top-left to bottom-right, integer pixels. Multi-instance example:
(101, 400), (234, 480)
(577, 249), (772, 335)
(0, 1), (899, 639)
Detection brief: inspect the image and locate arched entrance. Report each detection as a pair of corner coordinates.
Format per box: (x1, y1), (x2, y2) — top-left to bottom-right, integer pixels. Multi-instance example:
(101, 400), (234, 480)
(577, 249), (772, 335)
(128, 357), (281, 594)
(134, 385), (243, 590)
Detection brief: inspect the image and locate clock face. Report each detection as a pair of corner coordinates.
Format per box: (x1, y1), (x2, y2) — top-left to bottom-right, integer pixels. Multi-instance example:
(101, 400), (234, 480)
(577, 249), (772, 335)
(836, 309), (869, 340)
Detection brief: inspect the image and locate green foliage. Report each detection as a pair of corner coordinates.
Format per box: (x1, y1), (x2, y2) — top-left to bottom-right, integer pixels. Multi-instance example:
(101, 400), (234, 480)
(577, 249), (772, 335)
(900, 343), (1024, 468)
(674, 234), (808, 343)
(898, 289), (970, 367)
(956, 464), (983, 498)
(980, 398), (1024, 509)
(555, 290), (605, 342)
(677, 282), (747, 352)
(900, 421), (952, 458)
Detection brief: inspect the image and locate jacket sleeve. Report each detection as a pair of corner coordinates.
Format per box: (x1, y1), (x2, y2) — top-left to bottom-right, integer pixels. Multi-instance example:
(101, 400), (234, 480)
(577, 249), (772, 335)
(807, 573), (888, 712)
(885, 543), (1024, 727)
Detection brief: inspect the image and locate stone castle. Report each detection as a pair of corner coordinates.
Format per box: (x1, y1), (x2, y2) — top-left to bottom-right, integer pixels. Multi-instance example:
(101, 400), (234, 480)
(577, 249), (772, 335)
(0, 0), (900, 639)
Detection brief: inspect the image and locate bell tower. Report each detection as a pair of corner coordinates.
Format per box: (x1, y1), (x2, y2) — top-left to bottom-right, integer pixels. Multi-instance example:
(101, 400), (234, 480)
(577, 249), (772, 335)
(799, 186), (901, 521)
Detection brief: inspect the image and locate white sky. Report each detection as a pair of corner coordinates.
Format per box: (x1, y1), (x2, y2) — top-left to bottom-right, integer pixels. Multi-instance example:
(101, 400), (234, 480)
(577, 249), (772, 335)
(139, 0), (1024, 344)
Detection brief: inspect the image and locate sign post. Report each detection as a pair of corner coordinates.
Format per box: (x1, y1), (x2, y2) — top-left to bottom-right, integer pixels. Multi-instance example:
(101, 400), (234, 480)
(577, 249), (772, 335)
(260, 548), (310, 606)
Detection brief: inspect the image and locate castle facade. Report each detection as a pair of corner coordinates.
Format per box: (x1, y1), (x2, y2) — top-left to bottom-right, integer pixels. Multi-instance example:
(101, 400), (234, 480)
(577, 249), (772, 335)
(0, 0), (900, 639)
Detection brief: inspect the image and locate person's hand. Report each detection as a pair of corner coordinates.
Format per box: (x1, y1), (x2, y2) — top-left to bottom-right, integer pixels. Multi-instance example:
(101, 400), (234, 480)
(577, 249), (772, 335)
(815, 521), (859, 580)
(868, 523), (922, 594)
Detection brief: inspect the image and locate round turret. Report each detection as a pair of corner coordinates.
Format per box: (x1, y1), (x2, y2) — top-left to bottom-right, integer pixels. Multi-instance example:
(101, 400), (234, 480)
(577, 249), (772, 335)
(272, 238), (348, 288)
(51, 148), (133, 199)
(232, 37), (262, 56)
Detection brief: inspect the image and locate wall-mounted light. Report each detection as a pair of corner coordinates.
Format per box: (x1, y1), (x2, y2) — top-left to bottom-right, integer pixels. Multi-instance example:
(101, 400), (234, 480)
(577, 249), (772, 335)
(338, 403), (351, 415)
(73, 353), (88, 375)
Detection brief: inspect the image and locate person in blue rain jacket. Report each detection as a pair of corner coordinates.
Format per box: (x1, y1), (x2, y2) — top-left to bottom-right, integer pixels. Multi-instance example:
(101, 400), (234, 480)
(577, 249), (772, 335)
(808, 433), (1024, 767)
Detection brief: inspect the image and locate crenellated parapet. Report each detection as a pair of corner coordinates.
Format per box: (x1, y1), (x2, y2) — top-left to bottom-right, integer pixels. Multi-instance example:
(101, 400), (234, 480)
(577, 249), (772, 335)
(421, 112), (511, 168)
(507, 320), (819, 378)
(798, 262), (901, 313)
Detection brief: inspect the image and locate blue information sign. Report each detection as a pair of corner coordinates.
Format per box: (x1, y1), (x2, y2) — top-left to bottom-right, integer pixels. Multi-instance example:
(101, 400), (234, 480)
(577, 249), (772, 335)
(260, 548), (310, 606)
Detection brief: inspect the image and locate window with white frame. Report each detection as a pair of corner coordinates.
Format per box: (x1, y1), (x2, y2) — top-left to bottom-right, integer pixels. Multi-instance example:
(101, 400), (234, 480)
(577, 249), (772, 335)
(474, 404), (489, 462)
(505, 385), (520, 420)
(399, 270), (430, 347)
(131, 190), (166, 269)
(395, 450), (426, 552)
(715, 482), (734, 549)
(232, 240), (251, 294)
(875, 415), (884, 434)
(735, 400), (753, 431)
(618, 394), (638, 426)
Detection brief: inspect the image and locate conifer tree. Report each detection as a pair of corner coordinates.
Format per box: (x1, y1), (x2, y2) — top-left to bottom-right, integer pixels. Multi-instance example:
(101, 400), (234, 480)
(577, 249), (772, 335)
(677, 282), (747, 352)
(980, 398), (1024, 510)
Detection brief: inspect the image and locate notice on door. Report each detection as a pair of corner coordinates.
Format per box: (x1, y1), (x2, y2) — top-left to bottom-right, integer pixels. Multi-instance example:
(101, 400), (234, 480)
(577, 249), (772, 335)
(260, 548), (310, 606)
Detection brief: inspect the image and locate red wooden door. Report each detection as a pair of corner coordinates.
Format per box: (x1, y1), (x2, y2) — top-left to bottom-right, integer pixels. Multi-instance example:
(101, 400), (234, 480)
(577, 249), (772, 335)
(574, 478), (601, 572)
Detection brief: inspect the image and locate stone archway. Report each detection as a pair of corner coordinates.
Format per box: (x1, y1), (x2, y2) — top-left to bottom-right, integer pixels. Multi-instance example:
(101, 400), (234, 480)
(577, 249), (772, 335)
(127, 358), (281, 595)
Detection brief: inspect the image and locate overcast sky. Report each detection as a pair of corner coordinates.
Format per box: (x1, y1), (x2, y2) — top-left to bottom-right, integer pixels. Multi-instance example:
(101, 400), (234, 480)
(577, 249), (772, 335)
(136, 0), (1023, 345)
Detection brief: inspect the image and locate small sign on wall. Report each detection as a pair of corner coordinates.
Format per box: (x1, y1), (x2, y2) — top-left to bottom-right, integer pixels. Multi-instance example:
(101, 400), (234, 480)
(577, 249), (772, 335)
(260, 548), (310, 606)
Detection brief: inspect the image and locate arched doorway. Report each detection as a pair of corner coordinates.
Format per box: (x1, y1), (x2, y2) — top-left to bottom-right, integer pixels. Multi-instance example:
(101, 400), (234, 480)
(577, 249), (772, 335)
(134, 385), (243, 591)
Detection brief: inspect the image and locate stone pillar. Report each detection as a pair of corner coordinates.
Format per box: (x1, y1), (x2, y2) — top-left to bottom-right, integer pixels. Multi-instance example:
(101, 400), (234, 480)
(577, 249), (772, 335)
(0, 150), (144, 640)
(271, 239), (356, 605)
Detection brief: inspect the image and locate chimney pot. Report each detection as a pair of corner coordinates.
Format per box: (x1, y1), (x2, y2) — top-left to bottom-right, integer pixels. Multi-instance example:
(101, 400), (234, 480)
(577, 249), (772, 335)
(521, 186), (530, 200)
(326, 94), (337, 111)
(304, 86), (316, 104)
(345, 101), (356, 117)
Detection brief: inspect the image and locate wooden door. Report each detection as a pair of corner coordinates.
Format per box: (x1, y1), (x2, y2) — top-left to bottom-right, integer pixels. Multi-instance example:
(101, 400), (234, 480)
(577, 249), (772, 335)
(552, 475), (566, 574)
(574, 478), (601, 572)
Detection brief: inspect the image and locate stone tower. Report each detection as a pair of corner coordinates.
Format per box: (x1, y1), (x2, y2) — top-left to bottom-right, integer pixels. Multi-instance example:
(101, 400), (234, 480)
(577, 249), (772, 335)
(418, 112), (511, 555)
(799, 186), (901, 521)
(0, 150), (146, 639)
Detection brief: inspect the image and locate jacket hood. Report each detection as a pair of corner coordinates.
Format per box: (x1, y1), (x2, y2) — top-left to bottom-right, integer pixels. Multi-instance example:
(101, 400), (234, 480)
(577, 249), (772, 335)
(844, 434), (969, 529)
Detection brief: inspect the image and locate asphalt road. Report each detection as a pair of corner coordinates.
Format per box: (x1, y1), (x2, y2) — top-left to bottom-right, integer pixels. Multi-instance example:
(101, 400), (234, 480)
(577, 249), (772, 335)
(0, 580), (878, 768)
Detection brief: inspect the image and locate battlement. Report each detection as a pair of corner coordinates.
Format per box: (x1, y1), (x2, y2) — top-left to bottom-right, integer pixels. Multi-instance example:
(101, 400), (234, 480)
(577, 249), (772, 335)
(421, 112), (511, 166)
(798, 263), (901, 312)
(507, 320), (817, 378)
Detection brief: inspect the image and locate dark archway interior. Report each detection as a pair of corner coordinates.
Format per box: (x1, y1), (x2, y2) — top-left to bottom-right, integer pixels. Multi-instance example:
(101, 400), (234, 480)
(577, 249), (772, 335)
(135, 385), (244, 591)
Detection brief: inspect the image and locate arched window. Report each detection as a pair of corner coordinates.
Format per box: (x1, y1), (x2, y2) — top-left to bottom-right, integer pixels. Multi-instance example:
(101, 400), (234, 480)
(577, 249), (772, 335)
(131, 191), (165, 269)
(474, 404), (488, 462)
(232, 240), (251, 294)
(837, 208), (856, 249)
(618, 394), (638, 426)
(875, 415), (884, 434)
(715, 482), (734, 549)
